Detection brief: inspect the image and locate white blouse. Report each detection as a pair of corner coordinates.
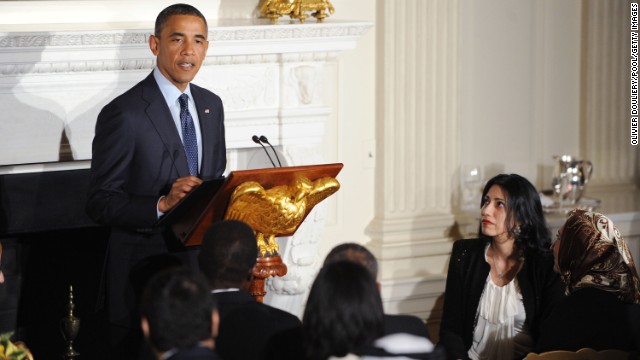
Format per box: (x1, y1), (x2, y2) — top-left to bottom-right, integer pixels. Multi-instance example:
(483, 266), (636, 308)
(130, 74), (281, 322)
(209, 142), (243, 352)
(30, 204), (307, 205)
(468, 246), (533, 360)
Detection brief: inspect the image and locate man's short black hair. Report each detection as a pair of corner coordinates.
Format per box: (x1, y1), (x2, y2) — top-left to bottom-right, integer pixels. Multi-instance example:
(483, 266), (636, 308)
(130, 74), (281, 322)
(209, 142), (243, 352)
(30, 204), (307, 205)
(155, 3), (208, 37)
(140, 268), (216, 352)
(198, 220), (258, 289)
(324, 243), (378, 279)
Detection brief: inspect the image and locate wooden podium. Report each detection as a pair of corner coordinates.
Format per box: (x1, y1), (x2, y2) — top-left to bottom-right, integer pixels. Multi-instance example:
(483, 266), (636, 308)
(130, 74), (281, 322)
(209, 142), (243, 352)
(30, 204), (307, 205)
(160, 163), (343, 301)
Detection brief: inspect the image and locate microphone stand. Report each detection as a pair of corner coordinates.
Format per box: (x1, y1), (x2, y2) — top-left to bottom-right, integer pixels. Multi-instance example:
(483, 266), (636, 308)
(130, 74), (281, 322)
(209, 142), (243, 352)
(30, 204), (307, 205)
(259, 135), (282, 167)
(252, 135), (276, 168)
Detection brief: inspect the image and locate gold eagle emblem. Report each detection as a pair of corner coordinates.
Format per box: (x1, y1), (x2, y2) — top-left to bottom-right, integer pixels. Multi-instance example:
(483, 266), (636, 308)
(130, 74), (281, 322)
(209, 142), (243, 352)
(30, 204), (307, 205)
(224, 176), (340, 256)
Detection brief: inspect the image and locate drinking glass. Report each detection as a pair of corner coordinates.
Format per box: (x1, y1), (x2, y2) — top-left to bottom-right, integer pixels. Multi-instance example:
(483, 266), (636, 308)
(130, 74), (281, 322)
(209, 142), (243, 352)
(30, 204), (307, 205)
(461, 165), (483, 212)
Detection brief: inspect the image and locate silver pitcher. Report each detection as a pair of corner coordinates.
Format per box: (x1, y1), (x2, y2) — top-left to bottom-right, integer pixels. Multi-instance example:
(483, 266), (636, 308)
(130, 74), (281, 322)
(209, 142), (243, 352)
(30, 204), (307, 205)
(552, 155), (593, 206)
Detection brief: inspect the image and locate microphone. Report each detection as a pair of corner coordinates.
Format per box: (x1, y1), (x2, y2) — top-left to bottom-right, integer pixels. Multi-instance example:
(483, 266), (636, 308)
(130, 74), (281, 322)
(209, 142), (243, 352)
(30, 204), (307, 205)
(259, 135), (282, 167)
(252, 135), (276, 168)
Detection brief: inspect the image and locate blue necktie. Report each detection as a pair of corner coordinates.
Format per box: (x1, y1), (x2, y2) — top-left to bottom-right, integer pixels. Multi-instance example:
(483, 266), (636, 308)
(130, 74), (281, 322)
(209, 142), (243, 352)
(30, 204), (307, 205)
(178, 94), (198, 176)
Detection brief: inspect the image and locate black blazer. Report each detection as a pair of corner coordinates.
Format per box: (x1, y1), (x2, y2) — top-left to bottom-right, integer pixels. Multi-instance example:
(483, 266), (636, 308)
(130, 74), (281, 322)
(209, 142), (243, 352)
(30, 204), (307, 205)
(438, 239), (564, 360)
(213, 290), (302, 360)
(87, 72), (226, 326)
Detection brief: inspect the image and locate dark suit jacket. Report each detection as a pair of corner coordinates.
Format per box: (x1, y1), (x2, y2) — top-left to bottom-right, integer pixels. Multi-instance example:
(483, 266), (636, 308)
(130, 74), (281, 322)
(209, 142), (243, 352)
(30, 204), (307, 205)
(438, 239), (564, 360)
(87, 71), (226, 326)
(213, 290), (302, 360)
(536, 287), (640, 352)
(167, 346), (222, 360)
(384, 314), (431, 339)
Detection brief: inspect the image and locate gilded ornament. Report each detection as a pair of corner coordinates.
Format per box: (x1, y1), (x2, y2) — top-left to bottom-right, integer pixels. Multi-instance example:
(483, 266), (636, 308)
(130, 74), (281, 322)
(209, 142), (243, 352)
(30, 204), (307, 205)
(259, 0), (335, 24)
(224, 176), (340, 256)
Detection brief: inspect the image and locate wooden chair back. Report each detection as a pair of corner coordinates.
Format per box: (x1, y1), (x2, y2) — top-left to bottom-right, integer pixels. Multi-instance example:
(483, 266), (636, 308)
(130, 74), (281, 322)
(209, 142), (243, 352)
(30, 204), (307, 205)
(524, 348), (632, 360)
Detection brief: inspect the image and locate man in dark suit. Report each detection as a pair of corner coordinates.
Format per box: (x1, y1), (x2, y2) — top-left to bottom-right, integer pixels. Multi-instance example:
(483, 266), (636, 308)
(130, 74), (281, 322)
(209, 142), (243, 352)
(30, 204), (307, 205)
(198, 220), (302, 360)
(323, 243), (432, 339)
(86, 3), (226, 355)
(265, 243), (439, 360)
(140, 268), (221, 360)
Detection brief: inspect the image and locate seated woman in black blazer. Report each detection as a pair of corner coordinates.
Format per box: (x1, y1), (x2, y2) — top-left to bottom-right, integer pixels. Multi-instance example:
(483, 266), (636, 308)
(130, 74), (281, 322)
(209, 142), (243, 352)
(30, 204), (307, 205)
(439, 174), (564, 360)
(536, 209), (640, 352)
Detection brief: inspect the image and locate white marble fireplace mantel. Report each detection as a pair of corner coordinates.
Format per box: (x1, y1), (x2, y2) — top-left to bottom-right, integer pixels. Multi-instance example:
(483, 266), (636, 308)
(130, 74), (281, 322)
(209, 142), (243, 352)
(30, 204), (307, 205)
(0, 19), (372, 173)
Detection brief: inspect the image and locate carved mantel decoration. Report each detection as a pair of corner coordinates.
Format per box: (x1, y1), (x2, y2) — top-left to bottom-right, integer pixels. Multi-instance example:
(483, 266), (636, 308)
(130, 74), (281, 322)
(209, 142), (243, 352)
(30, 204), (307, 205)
(259, 0), (335, 23)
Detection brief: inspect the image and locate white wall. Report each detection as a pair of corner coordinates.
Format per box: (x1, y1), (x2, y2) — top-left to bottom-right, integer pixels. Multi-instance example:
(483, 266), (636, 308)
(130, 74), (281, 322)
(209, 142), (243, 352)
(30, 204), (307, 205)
(316, 0), (378, 259)
(325, 0), (585, 264)
(459, 0), (582, 190)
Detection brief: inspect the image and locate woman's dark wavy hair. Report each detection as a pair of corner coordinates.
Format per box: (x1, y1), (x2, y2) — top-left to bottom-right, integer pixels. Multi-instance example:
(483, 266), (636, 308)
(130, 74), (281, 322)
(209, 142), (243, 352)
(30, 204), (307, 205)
(478, 173), (551, 253)
(302, 261), (384, 360)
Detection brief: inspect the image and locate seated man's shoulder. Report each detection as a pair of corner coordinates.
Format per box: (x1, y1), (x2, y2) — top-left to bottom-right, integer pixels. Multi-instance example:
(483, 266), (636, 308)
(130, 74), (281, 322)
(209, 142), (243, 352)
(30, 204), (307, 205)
(383, 314), (430, 339)
(263, 325), (304, 360)
(251, 301), (302, 328)
(211, 291), (251, 318)
(216, 303), (301, 360)
(221, 299), (300, 327)
(213, 290), (301, 326)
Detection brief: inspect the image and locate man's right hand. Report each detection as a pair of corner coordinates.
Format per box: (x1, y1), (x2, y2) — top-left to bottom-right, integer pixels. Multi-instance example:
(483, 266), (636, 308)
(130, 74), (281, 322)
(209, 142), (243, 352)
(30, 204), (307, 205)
(158, 176), (203, 213)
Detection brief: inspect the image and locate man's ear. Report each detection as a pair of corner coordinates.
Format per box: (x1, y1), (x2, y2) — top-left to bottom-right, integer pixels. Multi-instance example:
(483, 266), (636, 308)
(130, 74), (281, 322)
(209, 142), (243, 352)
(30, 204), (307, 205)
(149, 35), (159, 55)
(211, 309), (220, 339)
(141, 317), (150, 338)
(241, 270), (254, 291)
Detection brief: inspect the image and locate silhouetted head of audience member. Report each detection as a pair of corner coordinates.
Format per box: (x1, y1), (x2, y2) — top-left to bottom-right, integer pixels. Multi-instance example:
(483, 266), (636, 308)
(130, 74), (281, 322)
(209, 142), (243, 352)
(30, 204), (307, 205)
(130, 253), (183, 307)
(552, 209), (640, 304)
(324, 243), (378, 280)
(478, 173), (551, 252)
(198, 220), (258, 290)
(140, 268), (219, 358)
(303, 260), (384, 360)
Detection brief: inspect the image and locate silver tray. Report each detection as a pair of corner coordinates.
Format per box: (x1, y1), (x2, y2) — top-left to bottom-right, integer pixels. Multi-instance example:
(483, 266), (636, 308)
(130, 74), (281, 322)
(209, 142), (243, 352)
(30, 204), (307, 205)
(540, 190), (601, 214)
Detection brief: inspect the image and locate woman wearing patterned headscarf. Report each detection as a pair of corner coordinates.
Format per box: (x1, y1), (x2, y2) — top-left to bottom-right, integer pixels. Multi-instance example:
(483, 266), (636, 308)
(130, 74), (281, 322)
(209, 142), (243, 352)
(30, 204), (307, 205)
(536, 209), (640, 352)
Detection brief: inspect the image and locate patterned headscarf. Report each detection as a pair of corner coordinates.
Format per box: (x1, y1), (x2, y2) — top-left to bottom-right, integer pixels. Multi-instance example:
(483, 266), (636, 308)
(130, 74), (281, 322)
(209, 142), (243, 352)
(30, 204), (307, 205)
(556, 209), (640, 304)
